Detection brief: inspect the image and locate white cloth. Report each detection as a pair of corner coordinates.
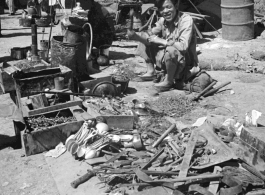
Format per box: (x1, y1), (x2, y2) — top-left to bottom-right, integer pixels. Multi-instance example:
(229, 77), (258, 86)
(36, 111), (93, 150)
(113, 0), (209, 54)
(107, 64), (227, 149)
(49, 0), (65, 8)
(49, 0), (57, 6)
(44, 142), (66, 158)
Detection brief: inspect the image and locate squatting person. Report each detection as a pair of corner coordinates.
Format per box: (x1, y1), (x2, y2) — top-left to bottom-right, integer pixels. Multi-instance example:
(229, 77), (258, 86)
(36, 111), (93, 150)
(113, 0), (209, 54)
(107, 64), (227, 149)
(127, 0), (200, 92)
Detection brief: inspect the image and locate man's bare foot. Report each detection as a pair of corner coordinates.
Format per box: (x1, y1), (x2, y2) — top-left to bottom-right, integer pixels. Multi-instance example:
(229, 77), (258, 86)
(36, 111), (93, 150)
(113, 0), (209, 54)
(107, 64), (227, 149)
(154, 81), (173, 87)
(141, 71), (156, 77)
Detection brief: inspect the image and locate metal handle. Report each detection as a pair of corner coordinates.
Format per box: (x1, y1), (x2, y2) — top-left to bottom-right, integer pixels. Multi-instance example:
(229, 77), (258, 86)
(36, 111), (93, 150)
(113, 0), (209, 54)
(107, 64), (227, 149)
(71, 170), (95, 189)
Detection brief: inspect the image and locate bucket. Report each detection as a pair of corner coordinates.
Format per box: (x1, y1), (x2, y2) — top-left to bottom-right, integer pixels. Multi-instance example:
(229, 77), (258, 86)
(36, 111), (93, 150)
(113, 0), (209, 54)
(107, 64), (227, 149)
(112, 76), (129, 93)
(221, 0), (254, 41)
(10, 47), (24, 60)
(63, 26), (84, 45)
(54, 77), (65, 90)
(51, 36), (85, 75)
(38, 50), (48, 61)
(40, 40), (49, 50)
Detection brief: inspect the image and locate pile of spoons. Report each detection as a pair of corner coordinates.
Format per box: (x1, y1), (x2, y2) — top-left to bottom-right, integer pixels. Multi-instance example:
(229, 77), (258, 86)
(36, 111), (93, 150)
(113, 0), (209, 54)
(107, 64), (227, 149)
(65, 120), (111, 159)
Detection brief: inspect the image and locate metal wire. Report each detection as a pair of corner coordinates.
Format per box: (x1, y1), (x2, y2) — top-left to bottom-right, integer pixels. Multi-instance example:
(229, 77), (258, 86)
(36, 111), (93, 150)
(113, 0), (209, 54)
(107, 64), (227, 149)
(187, 0), (220, 34)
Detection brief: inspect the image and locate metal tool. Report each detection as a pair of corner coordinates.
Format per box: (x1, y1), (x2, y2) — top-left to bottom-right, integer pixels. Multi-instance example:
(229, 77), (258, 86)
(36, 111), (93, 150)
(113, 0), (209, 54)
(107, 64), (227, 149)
(192, 80), (217, 101)
(141, 148), (165, 170)
(152, 124), (176, 148)
(103, 169), (185, 176)
(71, 169), (96, 189)
(168, 141), (181, 157)
(129, 8), (134, 31)
(203, 81), (231, 97)
(178, 130), (199, 178)
(86, 155), (112, 165)
(123, 134), (144, 151)
(120, 173), (223, 184)
(96, 160), (133, 169)
(105, 150), (127, 164)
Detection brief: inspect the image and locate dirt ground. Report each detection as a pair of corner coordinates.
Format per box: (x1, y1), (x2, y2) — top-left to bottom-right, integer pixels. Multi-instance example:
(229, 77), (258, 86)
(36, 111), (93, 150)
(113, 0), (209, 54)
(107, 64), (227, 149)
(1, 9), (265, 195)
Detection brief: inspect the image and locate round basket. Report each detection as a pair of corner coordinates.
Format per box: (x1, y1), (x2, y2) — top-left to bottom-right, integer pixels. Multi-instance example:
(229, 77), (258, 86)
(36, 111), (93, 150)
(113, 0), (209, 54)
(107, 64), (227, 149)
(112, 76), (129, 93)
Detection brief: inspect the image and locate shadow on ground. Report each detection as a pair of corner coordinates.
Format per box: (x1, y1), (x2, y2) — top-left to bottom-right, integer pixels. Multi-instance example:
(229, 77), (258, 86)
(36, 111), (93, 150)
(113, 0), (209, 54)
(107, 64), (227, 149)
(111, 44), (138, 48)
(0, 134), (21, 150)
(0, 56), (13, 63)
(197, 35), (216, 44)
(2, 32), (31, 38)
(109, 51), (135, 60)
(1, 28), (31, 30)
(126, 87), (137, 95)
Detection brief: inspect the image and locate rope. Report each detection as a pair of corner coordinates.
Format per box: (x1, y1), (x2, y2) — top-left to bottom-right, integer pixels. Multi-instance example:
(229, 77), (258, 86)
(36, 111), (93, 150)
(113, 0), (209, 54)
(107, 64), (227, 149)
(187, 0), (220, 34)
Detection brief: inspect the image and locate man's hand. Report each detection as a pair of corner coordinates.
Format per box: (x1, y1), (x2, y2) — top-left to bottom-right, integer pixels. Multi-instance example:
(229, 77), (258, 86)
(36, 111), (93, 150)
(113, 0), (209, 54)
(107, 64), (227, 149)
(148, 35), (167, 46)
(127, 29), (136, 40)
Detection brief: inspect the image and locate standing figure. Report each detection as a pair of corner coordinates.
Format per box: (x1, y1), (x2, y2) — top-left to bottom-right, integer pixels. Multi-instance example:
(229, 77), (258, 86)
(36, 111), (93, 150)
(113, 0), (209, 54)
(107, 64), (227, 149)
(127, 0), (200, 92)
(0, 16), (2, 37)
(6, 0), (16, 15)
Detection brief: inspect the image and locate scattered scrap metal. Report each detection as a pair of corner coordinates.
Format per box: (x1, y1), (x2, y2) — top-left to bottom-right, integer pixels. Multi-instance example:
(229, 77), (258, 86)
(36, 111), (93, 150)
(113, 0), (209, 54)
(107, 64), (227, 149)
(147, 95), (198, 117)
(26, 115), (77, 132)
(66, 115), (265, 195)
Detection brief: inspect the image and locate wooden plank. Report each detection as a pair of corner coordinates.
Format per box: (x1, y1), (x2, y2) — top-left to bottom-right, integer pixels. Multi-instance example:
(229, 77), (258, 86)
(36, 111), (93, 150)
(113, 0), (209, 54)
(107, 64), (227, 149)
(103, 115), (134, 130)
(178, 130), (198, 178)
(21, 96), (83, 117)
(238, 127), (265, 175)
(0, 69), (15, 92)
(84, 102), (102, 118)
(240, 127), (265, 156)
(69, 105), (94, 121)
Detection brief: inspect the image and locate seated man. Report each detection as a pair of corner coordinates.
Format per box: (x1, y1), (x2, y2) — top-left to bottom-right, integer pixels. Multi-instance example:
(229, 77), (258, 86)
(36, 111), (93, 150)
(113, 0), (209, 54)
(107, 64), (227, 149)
(127, 0), (200, 92)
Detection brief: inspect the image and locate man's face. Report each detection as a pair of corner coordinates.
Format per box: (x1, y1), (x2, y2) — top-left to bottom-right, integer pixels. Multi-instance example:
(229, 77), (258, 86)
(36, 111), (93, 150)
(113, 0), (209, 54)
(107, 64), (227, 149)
(159, 0), (178, 22)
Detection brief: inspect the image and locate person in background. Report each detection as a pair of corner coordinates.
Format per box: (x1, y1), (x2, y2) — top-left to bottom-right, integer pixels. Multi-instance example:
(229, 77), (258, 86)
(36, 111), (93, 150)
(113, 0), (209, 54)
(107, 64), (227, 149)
(127, 0), (200, 92)
(0, 4), (2, 37)
(6, 0), (16, 15)
(0, 17), (2, 37)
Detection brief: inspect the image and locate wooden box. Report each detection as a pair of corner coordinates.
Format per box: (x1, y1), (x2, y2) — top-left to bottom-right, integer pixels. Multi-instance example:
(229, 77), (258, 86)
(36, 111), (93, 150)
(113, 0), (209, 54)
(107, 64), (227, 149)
(238, 127), (265, 175)
(0, 64), (73, 94)
(21, 90), (83, 117)
(17, 105), (93, 156)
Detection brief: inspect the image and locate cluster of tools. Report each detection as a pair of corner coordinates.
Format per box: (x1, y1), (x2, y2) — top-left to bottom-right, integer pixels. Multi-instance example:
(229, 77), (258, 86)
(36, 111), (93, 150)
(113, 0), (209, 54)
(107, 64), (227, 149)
(66, 116), (265, 195)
